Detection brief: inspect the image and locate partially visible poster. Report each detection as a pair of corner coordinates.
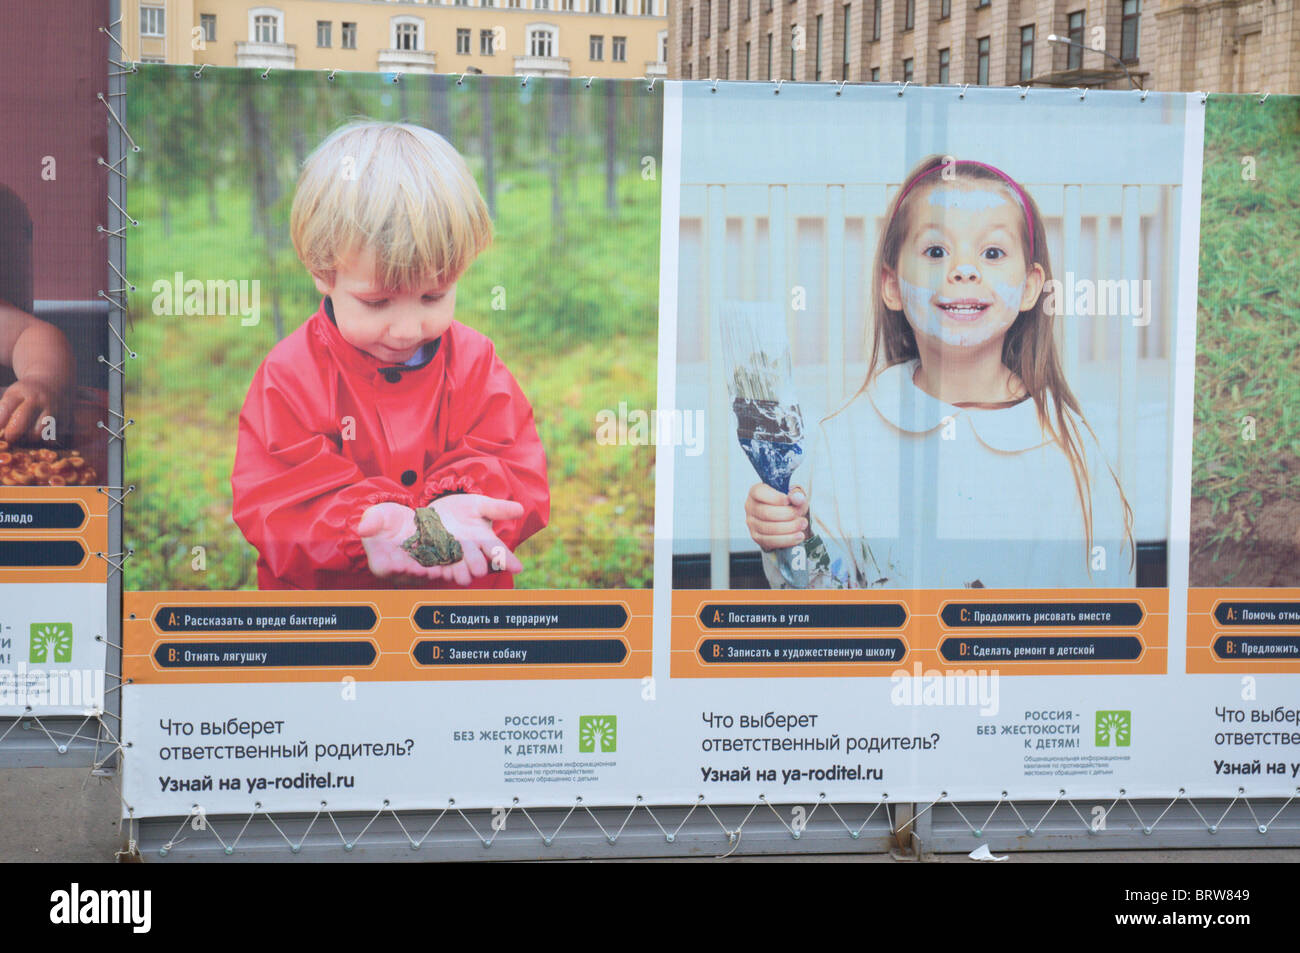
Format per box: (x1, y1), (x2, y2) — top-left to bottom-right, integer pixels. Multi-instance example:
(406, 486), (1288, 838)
(1185, 96), (1300, 787)
(122, 69), (662, 814)
(0, 0), (111, 718)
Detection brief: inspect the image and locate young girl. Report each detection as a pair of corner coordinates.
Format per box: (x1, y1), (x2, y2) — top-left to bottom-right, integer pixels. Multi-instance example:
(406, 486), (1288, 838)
(745, 156), (1134, 589)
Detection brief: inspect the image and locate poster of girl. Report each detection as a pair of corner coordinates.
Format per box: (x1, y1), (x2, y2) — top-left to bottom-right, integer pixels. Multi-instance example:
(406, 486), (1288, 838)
(744, 156), (1135, 589)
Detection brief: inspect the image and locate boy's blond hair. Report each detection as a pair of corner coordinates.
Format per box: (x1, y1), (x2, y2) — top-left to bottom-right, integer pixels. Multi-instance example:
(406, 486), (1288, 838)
(290, 120), (492, 291)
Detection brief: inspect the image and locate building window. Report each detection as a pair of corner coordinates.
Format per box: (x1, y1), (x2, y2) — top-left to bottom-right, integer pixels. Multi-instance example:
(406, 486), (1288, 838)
(613, 35), (627, 60)
(902, 57), (913, 81)
(745, 40), (751, 78)
(976, 0), (990, 7)
(481, 28), (495, 53)
(659, 29), (667, 61)
(253, 13), (281, 44)
(904, 0), (914, 30)
(562, 0), (576, 9)
(940, 0), (950, 18)
(537, 0), (550, 10)
(744, 0), (751, 20)
(455, 0), (468, 5)
(590, 0), (601, 12)
(342, 22), (357, 48)
(815, 14), (823, 80)
(789, 25), (797, 79)
(841, 5), (850, 80)
(938, 46), (949, 83)
(615, 0), (628, 12)
(721, 0), (730, 30)
(1121, 0), (1140, 62)
(140, 5), (165, 37)
(977, 35), (989, 84)
(590, 34), (604, 58)
(1019, 24), (1033, 81)
(1067, 11), (1084, 69)
(703, 0), (711, 38)
(200, 13), (216, 43)
(765, 0), (773, 11)
(685, 6), (692, 45)
(483, 0), (495, 6)
(529, 26), (557, 57)
(766, 32), (773, 80)
(317, 20), (331, 47)
(392, 20), (418, 50)
(870, 66), (880, 81)
(641, 0), (656, 13)
(872, 0), (880, 40)
(685, 63), (692, 78)
(509, 0), (522, 8)
(457, 28), (471, 54)
(704, 54), (710, 75)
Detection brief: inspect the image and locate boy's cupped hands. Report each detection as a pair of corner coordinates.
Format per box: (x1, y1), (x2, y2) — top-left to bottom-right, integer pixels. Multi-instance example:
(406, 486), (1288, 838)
(358, 495), (525, 587)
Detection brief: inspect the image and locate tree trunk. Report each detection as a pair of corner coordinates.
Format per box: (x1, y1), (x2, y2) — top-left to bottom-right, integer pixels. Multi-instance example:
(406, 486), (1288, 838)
(240, 81), (284, 339)
(604, 80), (618, 218)
(480, 79), (496, 217)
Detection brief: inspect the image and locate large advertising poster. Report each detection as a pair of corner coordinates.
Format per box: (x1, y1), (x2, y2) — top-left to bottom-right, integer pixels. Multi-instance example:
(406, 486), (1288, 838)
(0, 0), (111, 719)
(121, 73), (1297, 819)
(666, 83), (1201, 803)
(122, 68), (662, 813)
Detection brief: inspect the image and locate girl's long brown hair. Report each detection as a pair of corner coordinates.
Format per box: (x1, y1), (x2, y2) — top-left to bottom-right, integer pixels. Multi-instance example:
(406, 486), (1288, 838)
(863, 155), (1135, 575)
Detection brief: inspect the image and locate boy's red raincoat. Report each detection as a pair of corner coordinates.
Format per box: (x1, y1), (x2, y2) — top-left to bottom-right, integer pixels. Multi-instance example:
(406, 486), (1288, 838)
(232, 300), (549, 589)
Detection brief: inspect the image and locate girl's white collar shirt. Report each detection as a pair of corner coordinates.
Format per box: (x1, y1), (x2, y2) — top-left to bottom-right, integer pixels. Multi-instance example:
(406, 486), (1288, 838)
(764, 359), (1132, 590)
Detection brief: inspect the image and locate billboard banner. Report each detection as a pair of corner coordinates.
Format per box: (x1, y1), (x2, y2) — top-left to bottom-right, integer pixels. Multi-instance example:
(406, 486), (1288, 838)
(0, 0), (111, 718)
(119, 71), (1298, 817)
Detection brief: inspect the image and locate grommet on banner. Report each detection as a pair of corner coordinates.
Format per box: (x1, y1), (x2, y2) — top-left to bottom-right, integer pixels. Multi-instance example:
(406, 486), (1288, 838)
(260, 67), (271, 80)
(584, 75), (595, 88)
(520, 74), (530, 87)
(1016, 85), (1028, 99)
(457, 72), (467, 86)
(773, 79), (784, 95)
(1071, 86), (1086, 101)
(109, 59), (138, 78)
(958, 83), (969, 99)
(1200, 91), (1209, 104)
(327, 68), (337, 82)
(391, 72), (402, 84)
(896, 80), (910, 97)
(1141, 88), (1149, 102)
(1258, 91), (1269, 104)
(193, 63), (207, 79)
(834, 80), (847, 96)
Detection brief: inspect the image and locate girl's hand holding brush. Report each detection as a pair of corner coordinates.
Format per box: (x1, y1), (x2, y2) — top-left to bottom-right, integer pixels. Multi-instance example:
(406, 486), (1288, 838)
(745, 482), (810, 551)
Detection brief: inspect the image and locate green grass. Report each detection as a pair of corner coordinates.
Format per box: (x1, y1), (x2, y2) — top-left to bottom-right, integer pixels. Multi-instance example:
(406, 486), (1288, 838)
(125, 166), (659, 591)
(1191, 96), (1300, 545)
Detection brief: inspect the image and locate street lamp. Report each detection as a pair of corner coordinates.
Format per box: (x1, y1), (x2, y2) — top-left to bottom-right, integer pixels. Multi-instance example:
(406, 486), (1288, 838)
(1047, 33), (1142, 90)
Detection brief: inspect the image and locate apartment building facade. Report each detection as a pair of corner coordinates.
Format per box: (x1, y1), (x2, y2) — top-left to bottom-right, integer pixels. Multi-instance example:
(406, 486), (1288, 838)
(122, 0), (669, 79)
(669, 0), (1298, 92)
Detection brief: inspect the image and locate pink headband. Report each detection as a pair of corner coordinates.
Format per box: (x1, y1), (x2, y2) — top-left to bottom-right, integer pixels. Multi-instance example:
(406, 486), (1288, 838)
(891, 160), (1036, 262)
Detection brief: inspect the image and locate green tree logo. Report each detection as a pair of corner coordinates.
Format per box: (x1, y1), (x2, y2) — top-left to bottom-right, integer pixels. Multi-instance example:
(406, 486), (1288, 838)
(579, 715), (617, 753)
(1095, 710), (1131, 747)
(30, 623), (73, 664)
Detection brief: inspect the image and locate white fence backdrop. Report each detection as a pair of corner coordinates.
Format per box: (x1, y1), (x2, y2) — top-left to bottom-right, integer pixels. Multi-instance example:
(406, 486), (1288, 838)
(671, 90), (1190, 585)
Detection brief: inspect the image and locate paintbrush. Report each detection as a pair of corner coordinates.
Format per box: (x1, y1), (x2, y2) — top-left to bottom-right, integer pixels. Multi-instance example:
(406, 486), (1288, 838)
(718, 301), (808, 586)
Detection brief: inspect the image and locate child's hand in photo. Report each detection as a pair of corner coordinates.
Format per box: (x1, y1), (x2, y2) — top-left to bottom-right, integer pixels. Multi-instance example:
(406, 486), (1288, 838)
(0, 378), (64, 444)
(430, 494), (526, 584)
(745, 482), (810, 551)
(358, 502), (445, 582)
